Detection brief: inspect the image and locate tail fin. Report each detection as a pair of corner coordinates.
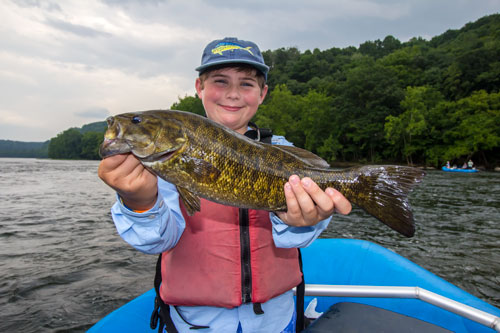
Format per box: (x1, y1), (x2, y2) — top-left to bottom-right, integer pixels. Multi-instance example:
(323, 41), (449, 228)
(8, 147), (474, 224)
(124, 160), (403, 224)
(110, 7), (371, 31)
(341, 165), (425, 237)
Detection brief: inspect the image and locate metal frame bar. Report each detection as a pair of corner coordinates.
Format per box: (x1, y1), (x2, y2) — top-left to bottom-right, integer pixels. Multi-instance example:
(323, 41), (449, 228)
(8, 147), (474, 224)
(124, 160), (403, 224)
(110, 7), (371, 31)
(294, 284), (500, 332)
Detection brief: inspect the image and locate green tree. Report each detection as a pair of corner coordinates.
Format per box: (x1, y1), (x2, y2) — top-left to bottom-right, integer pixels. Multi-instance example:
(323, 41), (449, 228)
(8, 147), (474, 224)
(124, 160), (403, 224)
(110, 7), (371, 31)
(299, 90), (334, 154)
(255, 84), (305, 146)
(441, 90), (500, 167)
(334, 58), (404, 162)
(48, 128), (83, 159)
(359, 35), (402, 59)
(81, 131), (104, 160)
(171, 94), (205, 116)
(385, 86), (444, 165)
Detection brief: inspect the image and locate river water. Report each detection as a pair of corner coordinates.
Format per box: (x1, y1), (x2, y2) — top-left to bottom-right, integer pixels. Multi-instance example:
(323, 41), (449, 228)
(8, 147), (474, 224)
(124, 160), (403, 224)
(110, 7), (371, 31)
(0, 158), (498, 332)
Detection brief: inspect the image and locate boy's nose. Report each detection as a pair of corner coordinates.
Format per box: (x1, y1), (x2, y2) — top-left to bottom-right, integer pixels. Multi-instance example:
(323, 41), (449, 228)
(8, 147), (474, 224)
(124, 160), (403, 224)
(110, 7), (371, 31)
(226, 85), (241, 99)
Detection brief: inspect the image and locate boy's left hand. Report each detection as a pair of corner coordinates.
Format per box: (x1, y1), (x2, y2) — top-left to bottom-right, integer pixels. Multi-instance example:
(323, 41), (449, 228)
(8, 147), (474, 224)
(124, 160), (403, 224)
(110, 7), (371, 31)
(276, 175), (352, 227)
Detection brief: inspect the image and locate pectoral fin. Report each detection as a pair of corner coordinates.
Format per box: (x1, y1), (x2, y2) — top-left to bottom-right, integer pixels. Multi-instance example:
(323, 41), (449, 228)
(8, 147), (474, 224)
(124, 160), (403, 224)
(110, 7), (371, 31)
(177, 186), (201, 216)
(185, 158), (221, 184)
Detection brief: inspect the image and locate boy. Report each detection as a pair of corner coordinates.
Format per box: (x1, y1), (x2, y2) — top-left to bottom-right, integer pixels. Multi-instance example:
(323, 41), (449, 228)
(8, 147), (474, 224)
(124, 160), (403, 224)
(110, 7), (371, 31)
(98, 37), (351, 332)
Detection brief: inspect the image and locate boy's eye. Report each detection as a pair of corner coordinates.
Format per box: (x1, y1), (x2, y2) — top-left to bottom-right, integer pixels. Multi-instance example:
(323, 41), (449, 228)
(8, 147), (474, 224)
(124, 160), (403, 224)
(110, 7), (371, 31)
(241, 81), (255, 87)
(214, 79), (227, 85)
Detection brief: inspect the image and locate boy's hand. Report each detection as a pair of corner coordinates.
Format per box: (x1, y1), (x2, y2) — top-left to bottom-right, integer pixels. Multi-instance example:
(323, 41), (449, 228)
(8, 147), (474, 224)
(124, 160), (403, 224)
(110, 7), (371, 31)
(276, 175), (352, 227)
(98, 154), (158, 211)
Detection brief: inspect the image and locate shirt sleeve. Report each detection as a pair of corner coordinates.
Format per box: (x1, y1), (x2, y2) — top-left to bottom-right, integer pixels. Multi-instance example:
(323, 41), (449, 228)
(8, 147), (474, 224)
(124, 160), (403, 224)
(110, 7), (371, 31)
(111, 179), (186, 254)
(269, 134), (332, 248)
(270, 213), (331, 248)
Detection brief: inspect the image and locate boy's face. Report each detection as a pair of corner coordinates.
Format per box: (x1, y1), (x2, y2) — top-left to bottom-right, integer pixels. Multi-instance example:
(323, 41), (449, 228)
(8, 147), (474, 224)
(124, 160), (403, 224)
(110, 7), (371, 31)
(195, 67), (268, 134)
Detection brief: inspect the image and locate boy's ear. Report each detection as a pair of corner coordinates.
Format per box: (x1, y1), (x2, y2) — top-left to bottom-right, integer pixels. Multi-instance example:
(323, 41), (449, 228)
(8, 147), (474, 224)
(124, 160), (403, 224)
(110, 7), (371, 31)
(260, 84), (269, 102)
(195, 77), (203, 96)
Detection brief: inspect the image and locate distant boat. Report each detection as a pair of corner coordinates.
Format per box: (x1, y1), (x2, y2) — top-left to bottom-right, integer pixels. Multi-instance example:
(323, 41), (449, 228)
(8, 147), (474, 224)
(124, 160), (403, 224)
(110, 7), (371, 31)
(442, 166), (478, 173)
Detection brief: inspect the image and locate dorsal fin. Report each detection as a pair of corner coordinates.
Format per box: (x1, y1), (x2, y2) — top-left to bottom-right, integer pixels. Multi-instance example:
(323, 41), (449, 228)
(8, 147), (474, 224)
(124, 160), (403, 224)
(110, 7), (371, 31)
(274, 145), (330, 168)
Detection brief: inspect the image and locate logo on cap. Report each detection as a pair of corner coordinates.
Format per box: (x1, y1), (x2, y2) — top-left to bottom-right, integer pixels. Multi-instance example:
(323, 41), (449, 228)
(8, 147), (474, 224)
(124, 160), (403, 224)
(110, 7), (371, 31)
(211, 42), (254, 56)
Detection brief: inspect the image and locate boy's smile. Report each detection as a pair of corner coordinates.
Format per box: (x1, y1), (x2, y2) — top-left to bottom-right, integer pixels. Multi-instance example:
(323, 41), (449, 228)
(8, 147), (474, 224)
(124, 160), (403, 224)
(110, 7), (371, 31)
(196, 67), (268, 134)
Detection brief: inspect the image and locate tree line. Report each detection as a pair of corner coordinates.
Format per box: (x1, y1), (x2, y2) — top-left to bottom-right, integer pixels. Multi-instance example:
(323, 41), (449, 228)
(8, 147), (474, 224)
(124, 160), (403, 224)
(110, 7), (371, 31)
(258, 14), (500, 168)
(46, 14), (500, 168)
(47, 122), (106, 160)
(0, 140), (49, 158)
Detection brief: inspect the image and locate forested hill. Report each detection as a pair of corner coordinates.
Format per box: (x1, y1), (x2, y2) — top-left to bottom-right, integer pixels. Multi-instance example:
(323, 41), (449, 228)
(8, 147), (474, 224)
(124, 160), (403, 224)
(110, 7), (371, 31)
(0, 140), (49, 158)
(175, 13), (500, 169)
(0, 121), (106, 159)
(257, 14), (500, 168)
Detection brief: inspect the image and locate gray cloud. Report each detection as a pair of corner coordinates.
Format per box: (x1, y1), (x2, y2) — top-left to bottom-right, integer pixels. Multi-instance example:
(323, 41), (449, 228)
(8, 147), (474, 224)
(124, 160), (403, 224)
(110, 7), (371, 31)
(75, 107), (110, 119)
(101, 0), (166, 6)
(0, 123), (55, 142)
(45, 18), (112, 38)
(12, 0), (61, 11)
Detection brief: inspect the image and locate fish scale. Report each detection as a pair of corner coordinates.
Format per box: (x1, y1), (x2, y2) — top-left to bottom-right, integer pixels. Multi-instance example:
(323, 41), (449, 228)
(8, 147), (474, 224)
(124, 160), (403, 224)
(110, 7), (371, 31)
(100, 109), (425, 237)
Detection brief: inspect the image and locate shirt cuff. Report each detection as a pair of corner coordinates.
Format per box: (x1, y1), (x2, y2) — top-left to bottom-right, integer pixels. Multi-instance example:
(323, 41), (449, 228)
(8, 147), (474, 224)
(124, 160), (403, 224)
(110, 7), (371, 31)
(269, 212), (290, 233)
(116, 192), (167, 219)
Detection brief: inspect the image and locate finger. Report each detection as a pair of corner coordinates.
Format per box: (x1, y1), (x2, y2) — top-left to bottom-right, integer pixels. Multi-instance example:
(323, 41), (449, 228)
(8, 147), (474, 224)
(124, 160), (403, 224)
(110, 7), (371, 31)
(289, 175), (318, 222)
(133, 160), (157, 184)
(111, 155), (149, 185)
(283, 181), (302, 221)
(99, 154), (142, 180)
(325, 188), (352, 215)
(300, 178), (335, 216)
(99, 154), (130, 173)
(119, 154), (144, 174)
(125, 156), (147, 178)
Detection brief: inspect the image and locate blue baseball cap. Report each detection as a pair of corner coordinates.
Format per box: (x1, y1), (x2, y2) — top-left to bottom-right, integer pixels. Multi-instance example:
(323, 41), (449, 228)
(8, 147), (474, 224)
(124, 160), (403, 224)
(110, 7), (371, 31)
(195, 37), (269, 79)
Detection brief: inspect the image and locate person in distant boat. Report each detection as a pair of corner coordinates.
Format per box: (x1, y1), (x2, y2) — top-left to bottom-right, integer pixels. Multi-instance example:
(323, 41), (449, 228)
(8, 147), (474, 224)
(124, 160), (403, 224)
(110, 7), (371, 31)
(468, 159), (474, 169)
(462, 162), (468, 169)
(98, 37), (352, 333)
(446, 161), (451, 168)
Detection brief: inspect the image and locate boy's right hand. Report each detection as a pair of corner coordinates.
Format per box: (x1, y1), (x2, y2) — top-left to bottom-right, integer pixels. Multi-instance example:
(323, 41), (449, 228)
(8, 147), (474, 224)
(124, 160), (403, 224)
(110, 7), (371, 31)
(98, 154), (158, 211)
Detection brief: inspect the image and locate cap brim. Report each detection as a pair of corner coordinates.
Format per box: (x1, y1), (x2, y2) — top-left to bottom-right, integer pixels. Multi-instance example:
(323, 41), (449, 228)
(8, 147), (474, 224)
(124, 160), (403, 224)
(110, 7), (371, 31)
(195, 59), (269, 76)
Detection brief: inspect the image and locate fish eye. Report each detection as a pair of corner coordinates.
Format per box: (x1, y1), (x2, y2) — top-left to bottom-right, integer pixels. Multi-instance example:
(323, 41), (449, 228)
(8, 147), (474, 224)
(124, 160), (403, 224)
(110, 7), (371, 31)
(131, 116), (142, 124)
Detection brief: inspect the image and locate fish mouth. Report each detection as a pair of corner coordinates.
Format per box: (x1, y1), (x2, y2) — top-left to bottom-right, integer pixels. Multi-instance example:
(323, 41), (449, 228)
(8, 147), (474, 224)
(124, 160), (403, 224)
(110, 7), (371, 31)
(99, 138), (132, 158)
(140, 148), (178, 164)
(100, 138), (179, 163)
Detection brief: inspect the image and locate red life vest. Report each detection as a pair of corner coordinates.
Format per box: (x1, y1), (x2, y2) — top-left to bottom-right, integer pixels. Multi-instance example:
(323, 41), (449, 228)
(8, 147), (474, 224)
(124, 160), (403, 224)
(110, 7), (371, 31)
(159, 198), (302, 308)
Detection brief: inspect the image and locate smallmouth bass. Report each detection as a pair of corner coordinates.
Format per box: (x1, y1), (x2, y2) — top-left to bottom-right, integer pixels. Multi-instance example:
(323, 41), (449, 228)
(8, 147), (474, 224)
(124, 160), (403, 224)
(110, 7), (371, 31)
(100, 110), (424, 237)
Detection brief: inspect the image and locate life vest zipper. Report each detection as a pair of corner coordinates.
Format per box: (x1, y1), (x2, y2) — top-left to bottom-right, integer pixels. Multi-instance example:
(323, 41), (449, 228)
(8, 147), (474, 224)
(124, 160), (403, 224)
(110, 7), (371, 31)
(238, 126), (272, 307)
(239, 208), (252, 303)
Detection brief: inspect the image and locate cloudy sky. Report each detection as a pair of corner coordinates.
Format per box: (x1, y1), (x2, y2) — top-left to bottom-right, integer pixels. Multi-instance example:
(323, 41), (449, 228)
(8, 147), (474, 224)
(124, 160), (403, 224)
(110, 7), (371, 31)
(1, 0), (499, 141)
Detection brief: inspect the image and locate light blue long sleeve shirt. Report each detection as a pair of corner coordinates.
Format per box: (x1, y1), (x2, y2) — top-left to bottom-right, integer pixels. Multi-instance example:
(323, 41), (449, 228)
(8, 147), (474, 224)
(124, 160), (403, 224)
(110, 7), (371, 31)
(111, 135), (331, 332)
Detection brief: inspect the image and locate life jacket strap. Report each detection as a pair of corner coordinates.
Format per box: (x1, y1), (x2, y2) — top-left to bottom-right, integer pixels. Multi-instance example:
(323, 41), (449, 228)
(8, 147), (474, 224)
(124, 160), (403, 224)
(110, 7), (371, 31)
(151, 253), (179, 333)
(295, 248), (307, 332)
(246, 122), (273, 143)
(253, 302), (265, 315)
(151, 253), (210, 332)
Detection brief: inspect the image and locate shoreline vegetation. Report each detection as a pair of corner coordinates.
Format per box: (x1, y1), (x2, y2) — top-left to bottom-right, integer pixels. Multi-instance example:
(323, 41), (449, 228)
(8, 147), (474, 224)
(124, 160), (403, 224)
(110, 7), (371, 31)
(1, 14), (499, 170)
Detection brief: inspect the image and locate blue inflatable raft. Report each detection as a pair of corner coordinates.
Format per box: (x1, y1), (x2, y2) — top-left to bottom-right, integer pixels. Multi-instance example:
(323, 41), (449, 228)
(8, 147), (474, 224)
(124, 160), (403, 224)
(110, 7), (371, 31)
(89, 239), (500, 332)
(442, 166), (479, 173)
